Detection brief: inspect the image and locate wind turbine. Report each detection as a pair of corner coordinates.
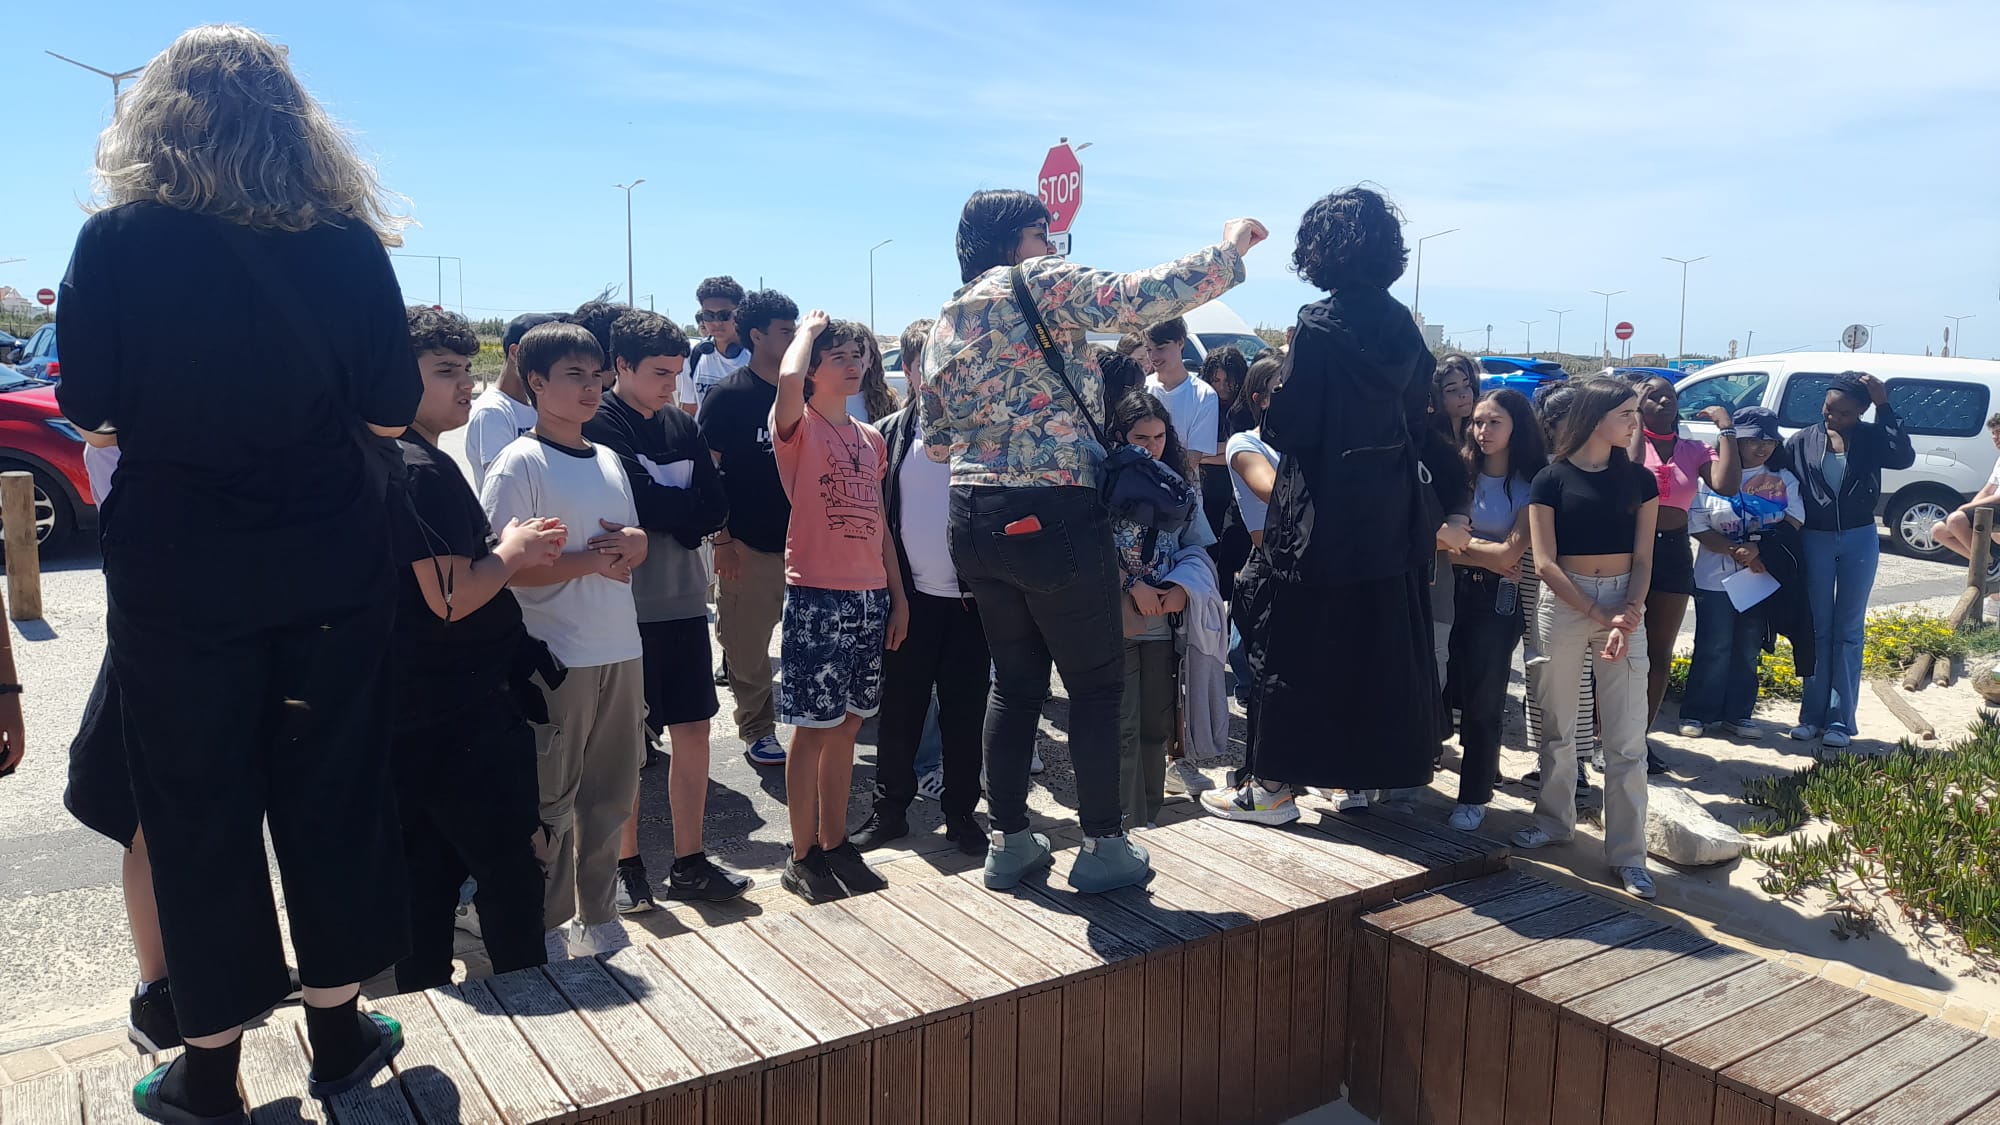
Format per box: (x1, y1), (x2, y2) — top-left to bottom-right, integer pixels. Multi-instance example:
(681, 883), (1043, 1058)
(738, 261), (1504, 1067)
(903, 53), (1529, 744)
(47, 51), (146, 114)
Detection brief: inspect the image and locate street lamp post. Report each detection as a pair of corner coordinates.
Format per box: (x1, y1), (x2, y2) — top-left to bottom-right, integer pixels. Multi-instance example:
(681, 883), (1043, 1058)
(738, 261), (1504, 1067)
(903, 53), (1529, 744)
(1547, 308), (1572, 355)
(1591, 289), (1625, 362)
(1946, 315), (1976, 358)
(46, 52), (145, 116)
(389, 254), (462, 309)
(868, 239), (893, 334)
(1410, 228), (1459, 320)
(1865, 323), (1882, 354)
(614, 180), (646, 305)
(1662, 255), (1707, 360)
(1519, 320), (1539, 355)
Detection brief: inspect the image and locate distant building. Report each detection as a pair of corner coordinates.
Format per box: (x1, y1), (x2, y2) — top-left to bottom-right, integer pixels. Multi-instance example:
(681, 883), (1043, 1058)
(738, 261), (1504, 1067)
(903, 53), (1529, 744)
(0, 288), (40, 317)
(1414, 311), (1443, 351)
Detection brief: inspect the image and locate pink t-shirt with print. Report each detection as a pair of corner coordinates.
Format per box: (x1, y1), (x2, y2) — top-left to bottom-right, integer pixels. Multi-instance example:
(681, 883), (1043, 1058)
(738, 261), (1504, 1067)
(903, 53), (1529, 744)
(770, 404), (889, 591)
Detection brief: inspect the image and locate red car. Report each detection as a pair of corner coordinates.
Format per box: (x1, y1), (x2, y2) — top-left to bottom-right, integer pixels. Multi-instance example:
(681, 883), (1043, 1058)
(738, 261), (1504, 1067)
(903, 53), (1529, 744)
(0, 363), (95, 549)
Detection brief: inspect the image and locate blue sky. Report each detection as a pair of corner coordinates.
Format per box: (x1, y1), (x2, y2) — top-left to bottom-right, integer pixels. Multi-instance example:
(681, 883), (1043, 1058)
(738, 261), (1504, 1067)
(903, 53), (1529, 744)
(4, 0), (1996, 360)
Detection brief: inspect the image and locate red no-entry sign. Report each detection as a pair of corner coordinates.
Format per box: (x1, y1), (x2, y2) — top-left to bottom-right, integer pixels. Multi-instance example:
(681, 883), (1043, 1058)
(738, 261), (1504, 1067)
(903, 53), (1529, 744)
(35, 288), (54, 307)
(1038, 144), (1083, 234)
(1615, 321), (1634, 341)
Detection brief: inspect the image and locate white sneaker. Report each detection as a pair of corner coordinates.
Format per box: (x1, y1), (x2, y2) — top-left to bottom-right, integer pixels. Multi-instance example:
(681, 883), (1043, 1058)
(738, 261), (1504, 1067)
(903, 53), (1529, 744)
(1200, 780), (1300, 825)
(1166, 759), (1214, 795)
(1821, 728), (1851, 749)
(1512, 824), (1556, 849)
(1722, 719), (1762, 739)
(1677, 721), (1706, 738)
(1789, 724), (1820, 741)
(566, 919), (631, 959)
(1616, 866), (1657, 900)
(916, 769), (944, 802)
(1335, 790), (1369, 811)
(1448, 804), (1487, 831)
(543, 928), (571, 963)
(453, 902), (482, 938)
(1031, 750), (1046, 775)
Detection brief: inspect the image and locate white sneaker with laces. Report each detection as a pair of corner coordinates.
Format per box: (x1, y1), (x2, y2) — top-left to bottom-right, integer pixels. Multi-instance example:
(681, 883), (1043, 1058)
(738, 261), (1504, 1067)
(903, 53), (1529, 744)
(1448, 804), (1487, 831)
(1788, 724), (1819, 741)
(567, 919), (632, 959)
(1821, 728), (1851, 748)
(1200, 780), (1300, 825)
(1166, 759), (1214, 795)
(1031, 750), (1046, 775)
(1722, 719), (1762, 739)
(1616, 865), (1657, 900)
(916, 769), (944, 802)
(1677, 721), (1706, 738)
(1335, 790), (1369, 811)
(454, 902), (482, 938)
(543, 928), (571, 964)
(1512, 824), (1556, 849)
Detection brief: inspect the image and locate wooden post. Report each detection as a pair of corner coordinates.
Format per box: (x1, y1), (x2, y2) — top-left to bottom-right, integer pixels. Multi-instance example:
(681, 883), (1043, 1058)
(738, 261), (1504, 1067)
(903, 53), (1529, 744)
(1970, 507), (1995, 620)
(0, 472), (40, 622)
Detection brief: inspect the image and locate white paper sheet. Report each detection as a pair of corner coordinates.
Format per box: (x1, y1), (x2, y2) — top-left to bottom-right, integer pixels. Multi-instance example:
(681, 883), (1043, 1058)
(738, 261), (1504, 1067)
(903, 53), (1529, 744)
(1722, 566), (1780, 612)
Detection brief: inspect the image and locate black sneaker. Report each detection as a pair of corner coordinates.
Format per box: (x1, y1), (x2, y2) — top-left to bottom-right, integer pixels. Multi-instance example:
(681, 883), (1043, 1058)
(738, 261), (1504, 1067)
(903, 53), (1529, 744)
(781, 846), (848, 904)
(129, 980), (181, 1054)
(713, 656), (730, 687)
(665, 853), (751, 902)
(283, 967), (304, 1004)
(849, 811), (909, 852)
(943, 812), (987, 856)
(822, 839), (889, 894)
(615, 857), (658, 914)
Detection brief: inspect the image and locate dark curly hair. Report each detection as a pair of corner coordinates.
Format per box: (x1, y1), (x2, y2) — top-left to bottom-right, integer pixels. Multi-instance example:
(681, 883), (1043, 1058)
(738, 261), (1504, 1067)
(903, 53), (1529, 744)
(955, 189), (1051, 283)
(406, 305), (479, 357)
(610, 310), (690, 370)
(803, 318), (872, 400)
(1292, 186), (1409, 292)
(734, 288), (800, 355)
(694, 276), (745, 305)
(1096, 349), (1144, 420)
(568, 299), (628, 359)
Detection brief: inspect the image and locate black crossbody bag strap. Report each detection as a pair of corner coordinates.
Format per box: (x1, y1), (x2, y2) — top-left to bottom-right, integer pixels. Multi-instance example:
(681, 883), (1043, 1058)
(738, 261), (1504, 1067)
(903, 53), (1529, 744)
(1009, 265), (1107, 446)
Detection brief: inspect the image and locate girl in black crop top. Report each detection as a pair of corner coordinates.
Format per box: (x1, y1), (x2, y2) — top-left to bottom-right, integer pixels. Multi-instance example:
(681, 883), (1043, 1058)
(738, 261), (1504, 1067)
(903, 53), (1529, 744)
(1527, 382), (1660, 655)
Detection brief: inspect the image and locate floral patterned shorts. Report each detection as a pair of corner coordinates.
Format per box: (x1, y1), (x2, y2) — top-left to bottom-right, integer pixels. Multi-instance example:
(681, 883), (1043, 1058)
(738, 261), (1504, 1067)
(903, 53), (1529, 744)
(778, 585), (890, 729)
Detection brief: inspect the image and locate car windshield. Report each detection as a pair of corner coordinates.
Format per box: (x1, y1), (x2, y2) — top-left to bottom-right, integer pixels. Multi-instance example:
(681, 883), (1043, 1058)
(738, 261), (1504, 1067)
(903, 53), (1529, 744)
(0, 366), (50, 393)
(1198, 333), (1267, 361)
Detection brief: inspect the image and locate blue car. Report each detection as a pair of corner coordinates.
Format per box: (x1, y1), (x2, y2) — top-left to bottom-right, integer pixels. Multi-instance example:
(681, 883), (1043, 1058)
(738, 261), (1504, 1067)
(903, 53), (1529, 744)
(13, 324), (57, 381)
(1478, 356), (1566, 395)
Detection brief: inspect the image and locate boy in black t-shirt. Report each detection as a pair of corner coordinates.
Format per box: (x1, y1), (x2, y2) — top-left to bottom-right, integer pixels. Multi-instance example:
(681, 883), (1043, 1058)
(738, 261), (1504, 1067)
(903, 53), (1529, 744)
(389, 307), (567, 992)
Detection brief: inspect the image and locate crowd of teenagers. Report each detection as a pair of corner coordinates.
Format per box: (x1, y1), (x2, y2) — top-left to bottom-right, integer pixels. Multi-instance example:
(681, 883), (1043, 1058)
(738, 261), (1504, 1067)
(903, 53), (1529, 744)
(21, 25), (1918, 1125)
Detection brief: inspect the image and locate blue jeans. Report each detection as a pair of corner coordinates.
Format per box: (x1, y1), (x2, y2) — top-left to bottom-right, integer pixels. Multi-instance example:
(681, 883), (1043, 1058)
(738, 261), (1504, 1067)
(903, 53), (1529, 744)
(1799, 526), (1878, 734)
(914, 692), (943, 777)
(1683, 588), (1764, 725)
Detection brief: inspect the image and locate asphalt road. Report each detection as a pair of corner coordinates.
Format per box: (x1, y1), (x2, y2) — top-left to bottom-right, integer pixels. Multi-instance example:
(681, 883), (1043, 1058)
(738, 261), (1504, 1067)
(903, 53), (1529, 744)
(0, 432), (1978, 1053)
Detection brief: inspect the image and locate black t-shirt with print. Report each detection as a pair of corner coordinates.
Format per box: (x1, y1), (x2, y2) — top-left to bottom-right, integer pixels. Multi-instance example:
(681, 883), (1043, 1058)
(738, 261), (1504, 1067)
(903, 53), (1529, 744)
(697, 367), (791, 554)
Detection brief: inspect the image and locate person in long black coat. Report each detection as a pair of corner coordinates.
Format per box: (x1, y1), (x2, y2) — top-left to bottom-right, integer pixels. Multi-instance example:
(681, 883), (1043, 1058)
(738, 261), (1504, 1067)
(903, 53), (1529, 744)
(1202, 187), (1441, 825)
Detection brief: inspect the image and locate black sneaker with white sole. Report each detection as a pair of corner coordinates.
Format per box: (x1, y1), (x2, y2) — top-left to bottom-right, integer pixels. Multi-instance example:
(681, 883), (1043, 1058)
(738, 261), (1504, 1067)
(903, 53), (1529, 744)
(822, 839), (889, 894)
(665, 853), (751, 902)
(615, 857), (658, 914)
(943, 812), (987, 856)
(781, 847), (847, 904)
(129, 980), (181, 1054)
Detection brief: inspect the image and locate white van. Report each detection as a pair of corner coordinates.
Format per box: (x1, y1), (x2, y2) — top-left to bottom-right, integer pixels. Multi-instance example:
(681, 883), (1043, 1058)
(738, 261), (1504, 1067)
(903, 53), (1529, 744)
(1672, 352), (2000, 560)
(1085, 298), (1270, 369)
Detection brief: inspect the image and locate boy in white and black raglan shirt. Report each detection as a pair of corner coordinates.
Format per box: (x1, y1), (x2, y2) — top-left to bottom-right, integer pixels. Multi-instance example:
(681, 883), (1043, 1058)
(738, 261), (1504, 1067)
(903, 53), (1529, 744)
(464, 312), (559, 491)
(582, 310), (751, 908)
(676, 275), (752, 416)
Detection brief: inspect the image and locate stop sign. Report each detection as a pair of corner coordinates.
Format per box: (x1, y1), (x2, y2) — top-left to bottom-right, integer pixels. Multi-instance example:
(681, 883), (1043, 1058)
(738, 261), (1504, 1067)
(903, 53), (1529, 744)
(1038, 144), (1083, 234)
(35, 288), (54, 307)
(1614, 321), (1634, 341)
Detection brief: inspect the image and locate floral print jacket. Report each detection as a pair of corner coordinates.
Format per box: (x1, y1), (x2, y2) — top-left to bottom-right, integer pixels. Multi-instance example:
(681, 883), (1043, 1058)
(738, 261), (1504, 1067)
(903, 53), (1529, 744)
(919, 245), (1246, 488)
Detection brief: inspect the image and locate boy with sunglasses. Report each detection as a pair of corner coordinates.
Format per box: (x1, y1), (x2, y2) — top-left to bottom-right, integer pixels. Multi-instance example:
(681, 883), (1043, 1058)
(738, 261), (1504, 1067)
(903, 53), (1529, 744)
(677, 276), (751, 416)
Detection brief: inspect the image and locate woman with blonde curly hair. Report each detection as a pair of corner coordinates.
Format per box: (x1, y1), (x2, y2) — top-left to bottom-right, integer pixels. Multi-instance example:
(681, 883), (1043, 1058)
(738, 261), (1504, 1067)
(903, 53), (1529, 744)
(55, 24), (419, 1122)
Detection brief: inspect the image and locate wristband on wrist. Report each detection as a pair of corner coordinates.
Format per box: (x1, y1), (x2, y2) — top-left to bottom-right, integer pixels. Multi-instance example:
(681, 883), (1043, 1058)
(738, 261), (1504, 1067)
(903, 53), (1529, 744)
(1716, 428), (1737, 438)
(0, 683), (21, 696)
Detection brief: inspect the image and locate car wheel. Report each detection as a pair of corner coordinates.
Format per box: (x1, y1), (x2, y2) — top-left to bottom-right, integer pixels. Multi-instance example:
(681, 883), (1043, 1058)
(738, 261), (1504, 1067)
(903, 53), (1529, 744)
(0, 462), (72, 553)
(1886, 488), (1961, 563)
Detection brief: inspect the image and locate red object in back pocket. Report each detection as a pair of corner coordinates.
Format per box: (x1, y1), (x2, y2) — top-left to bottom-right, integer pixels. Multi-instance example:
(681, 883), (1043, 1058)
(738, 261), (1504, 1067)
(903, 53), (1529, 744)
(1003, 515), (1043, 536)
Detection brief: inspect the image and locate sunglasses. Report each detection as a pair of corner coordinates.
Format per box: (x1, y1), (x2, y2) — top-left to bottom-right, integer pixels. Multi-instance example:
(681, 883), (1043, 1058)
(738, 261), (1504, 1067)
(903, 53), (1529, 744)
(697, 309), (736, 322)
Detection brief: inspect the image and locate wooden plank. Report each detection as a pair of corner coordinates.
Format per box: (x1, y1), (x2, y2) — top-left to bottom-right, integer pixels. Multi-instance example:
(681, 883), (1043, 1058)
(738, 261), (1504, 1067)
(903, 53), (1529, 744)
(432, 980), (576, 1125)
(239, 1022), (323, 1125)
(598, 947), (762, 1078)
(640, 938), (816, 1065)
(702, 1074), (759, 1125)
(1518, 926), (1716, 1006)
(1144, 948), (1187, 1125)
(1017, 992), (1063, 1125)
(1289, 908), (1331, 1121)
(542, 957), (703, 1095)
(1323, 907), (1354, 1110)
(970, 998), (1019, 1125)
(871, 1025), (923, 1125)
(1360, 870), (1538, 934)
(1957, 1095), (2000, 1125)
(742, 912), (921, 1027)
(1460, 975), (1512, 1125)
(1501, 991), (1560, 1125)
(700, 925), (870, 1045)
(372, 991), (506, 1125)
(1428, 893), (1628, 968)
(1777, 1018), (1984, 1124)
(1872, 676), (1937, 739)
(1309, 813), (1475, 885)
(1602, 1045), (1665, 1125)
(1101, 964), (1146, 1124)
(841, 892), (1018, 1000)
(1550, 1009), (1611, 1125)
(915, 879), (1098, 978)
(1364, 800), (1511, 865)
(794, 902), (974, 1016)
(1005, 877), (1180, 965)
(1174, 818), (1364, 901)
(1044, 848), (1228, 945)
(1845, 1038), (2000, 1124)
(819, 1043), (869, 1125)
(1390, 883), (1587, 951)
(1417, 961), (1470, 1125)
(1139, 847), (1292, 924)
(1347, 926), (1390, 1120)
(1665, 978), (1864, 1079)
(1718, 997), (1922, 1104)
(923, 1015), (973, 1125)
(1653, 1057), (1714, 1125)
(645, 1091), (701, 1125)
(1219, 929), (1261, 1123)
(1715, 1087), (1778, 1125)
(1566, 952), (1763, 1030)
(0, 1071), (81, 1125)
(77, 1056), (152, 1125)
(1139, 829), (1326, 912)
(1612, 962), (1809, 1050)
(488, 967), (641, 1118)
(1256, 918), (1301, 1125)
(1475, 912), (1670, 986)
(1180, 938), (1223, 1125)
(1322, 807), (1485, 880)
(1247, 818), (1435, 902)
(1380, 936), (1428, 1125)
(761, 1056), (818, 1125)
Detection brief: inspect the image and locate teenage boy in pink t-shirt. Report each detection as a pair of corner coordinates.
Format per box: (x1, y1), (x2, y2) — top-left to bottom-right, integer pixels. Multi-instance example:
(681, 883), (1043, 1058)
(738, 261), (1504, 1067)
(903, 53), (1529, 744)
(769, 311), (907, 903)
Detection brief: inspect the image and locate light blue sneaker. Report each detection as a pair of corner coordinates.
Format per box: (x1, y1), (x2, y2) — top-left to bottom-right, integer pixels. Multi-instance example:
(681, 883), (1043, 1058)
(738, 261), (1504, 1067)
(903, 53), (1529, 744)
(983, 828), (1053, 890)
(1067, 834), (1152, 894)
(746, 735), (786, 766)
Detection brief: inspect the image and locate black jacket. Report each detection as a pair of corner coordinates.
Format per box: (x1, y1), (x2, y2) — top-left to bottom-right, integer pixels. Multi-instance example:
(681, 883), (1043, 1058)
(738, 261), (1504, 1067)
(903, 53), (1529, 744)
(877, 405), (963, 599)
(581, 390), (729, 550)
(1752, 521), (1816, 679)
(1783, 407), (1915, 532)
(1261, 288), (1435, 584)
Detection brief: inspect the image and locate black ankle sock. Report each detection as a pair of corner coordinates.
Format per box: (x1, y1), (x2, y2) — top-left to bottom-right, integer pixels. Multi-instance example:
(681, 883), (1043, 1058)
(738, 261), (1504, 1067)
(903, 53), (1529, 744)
(671, 851), (705, 873)
(161, 1038), (242, 1117)
(304, 996), (371, 1081)
(618, 854), (643, 870)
